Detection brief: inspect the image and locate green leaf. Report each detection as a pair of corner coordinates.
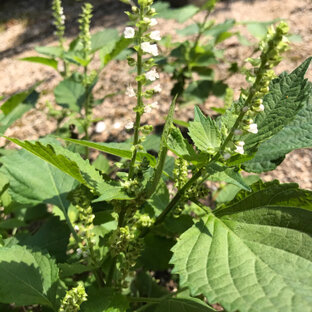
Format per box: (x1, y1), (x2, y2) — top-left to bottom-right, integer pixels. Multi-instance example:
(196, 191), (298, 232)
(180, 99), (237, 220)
(35, 45), (63, 58)
(54, 77), (86, 112)
(155, 297), (216, 312)
(203, 19), (235, 43)
(153, 2), (199, 23)
(0, 90), (39, 133)
(81, 287), (129, 312)
(188, 106), (221, 153)
(243, 57), (312, 151)
(20, 217), (70, 262)
(243, 84), (312, 172)
(20, 56), (58, 70)
(243, 20), (279, 39)
(91, 28), (119, 53)
(171, 180), (312, 312)
(65, 138), (156, 167)
(0, 245), (61, 309)
(0, 148), (76, 212)
(4, 138), (109, 194)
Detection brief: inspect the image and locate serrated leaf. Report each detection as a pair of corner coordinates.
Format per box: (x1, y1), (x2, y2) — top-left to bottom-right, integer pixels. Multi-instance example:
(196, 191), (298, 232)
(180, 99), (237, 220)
(20, 56), (58, 70)
(81, 287), (129, 312)
(188, 106), (221, 153)
(243, 82), (312, 172)
(0, 149), (76, 212)
(171, 180), (312, 312)
(155, 297), (216, 312)
(243, 57), (312, 150)
(4, 138), (110, 195)
(54, 77), (85, 112)
(65, 138), (156, 167)
(0, 245), (61, 309)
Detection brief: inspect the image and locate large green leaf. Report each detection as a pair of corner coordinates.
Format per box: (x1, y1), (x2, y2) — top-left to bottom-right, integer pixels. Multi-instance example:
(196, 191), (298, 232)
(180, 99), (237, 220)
(154, 297), (216, 312)
(4, 138), (109, 194)
(171, 181), (312, 312)
(54, 77), (85, 112)
(81, 287), (129, 312)
(65, 138), (156, 167)
(0, 90), (39, 133)
(243, 82), (312, 172)
(35, 46), (63, 58)
(0, 148), (76, 212)
(0, 245), (61, 309)
(188, 106), (221, 153)
(243, 57), (312, 150)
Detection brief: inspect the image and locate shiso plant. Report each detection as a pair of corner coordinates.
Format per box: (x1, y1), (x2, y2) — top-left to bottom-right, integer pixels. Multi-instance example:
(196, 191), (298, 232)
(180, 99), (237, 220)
(0, 0), (312, 311)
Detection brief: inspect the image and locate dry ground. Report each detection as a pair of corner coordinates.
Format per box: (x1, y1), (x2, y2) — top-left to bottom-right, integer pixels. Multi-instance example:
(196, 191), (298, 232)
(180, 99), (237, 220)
(0, 0), (311, 188)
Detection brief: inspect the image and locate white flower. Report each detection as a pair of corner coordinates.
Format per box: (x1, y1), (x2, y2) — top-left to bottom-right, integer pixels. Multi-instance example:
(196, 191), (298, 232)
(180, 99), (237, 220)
(113, 122), (121, 129)
(234, 129), (243, 136)
(76, 248), (82, 256)
(145, 68), (159, 81)
(126, 86), (136, 97)
(141, 42), (158, 56)
(150, 30), (161, 41)
(254, 104), (265, 112)
(95, 121), (106, 133)
(143, 17), (151, 23)
(125, 121), (134, 129)
(124, 27), (135, 39)
(144, 106), (152, 113)
(247, 123), (258, 134)
(74, 225), (79, 231)
(150, 18), (158, 26)
(150, 101), (159, 108)
(154, 84), (162, 93)
(223, 153), (231, 160)
(234, 141), (245, 155)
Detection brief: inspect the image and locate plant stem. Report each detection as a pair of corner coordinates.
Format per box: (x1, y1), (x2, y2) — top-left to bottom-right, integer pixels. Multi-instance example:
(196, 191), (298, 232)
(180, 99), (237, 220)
(64, 212), (80, 244)
(193, 9), (211, 51)
(129, 6), (144, 180)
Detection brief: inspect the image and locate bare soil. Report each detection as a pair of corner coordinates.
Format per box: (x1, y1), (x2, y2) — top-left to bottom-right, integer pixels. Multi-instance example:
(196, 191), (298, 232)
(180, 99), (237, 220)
(0, 0), (311, 189)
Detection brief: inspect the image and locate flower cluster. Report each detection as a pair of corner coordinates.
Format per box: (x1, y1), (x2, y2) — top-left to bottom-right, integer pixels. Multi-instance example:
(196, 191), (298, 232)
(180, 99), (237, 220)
(59, 282), (87, 312)
(224, 21), (289, 157)
(123, 0), (161, 124)
(52, 0), (66, 47)
(78, 3), (93, 60)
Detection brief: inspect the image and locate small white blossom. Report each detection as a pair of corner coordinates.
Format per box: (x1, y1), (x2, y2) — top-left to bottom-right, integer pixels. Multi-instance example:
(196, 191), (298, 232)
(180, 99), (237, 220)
(234, 141), (245, 155)
(150, 30), (161, 41)
(113, 121), (121, 129)
(76, 248), (82, 256)
(145, 68), (159, 81)
(150, 18), (158, 26)
(247, 123), (258, 134)
(234, 129), (243, 136)
(154, 84), (162, 93)
(254, 104), (265, 112)
(74, 225), (79, 231)
(95, 121), (106, 133)
(143, 17), (151, 23)
(141, 42), (158, 56)
(144, 106), (152, 113)
(150, 8), (156, 14)
(126, 86), (136, 97)
(125, 121), (134, 129)
(124, 27), (135, 39)
(223, 153), (231, 160)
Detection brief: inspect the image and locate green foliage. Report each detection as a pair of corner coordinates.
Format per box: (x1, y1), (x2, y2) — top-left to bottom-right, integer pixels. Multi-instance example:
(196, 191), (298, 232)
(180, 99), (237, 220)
(171, 181), (312, 312)
(0, 245), (61, 309)
(0, 1), (312, 311)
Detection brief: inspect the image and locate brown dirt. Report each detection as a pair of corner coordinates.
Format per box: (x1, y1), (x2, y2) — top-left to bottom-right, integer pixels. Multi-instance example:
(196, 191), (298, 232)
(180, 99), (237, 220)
(0, 0), (311, 189)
